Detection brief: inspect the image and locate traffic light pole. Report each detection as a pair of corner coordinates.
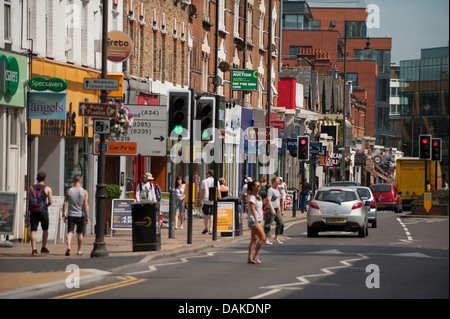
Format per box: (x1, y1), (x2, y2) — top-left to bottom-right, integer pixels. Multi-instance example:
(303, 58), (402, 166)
(91, 0), (108, 258)
(187, 89), (195, 244)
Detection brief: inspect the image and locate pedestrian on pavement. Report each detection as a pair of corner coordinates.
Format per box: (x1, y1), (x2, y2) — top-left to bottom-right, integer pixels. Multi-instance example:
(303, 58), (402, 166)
(247, 181), (266, 264)
(263, 176), (284, 244)
(302, 178), (312, 210)
(241, 177), (252, 215)
(62, 174), (89, 256)
(136, 172), (156, 202)
(175, 177), (185, 230)
(278, 177), (289, 216)
(28, 171), (53, 256)
(219, 177), (230, 198)
(199, 170), (221, 235)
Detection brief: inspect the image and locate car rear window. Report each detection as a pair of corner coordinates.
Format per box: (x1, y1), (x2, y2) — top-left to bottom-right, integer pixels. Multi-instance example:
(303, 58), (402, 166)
(357, 188), (371, 200)
(316, 190), (358, 202)
(371, 185), (392, 193)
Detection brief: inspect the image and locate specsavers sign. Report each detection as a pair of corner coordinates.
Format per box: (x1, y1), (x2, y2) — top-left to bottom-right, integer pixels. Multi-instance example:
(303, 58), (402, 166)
(0, 51), (26, 108)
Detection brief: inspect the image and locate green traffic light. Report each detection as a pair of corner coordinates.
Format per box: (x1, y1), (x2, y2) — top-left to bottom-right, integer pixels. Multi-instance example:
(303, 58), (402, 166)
(202, 130), (210, 139)
(174, 125), (184, 135)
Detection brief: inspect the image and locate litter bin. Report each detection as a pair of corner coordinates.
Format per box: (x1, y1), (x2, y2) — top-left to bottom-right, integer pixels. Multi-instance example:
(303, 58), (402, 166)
(131, 200), (161, 251)
(217, 196), (242, 237)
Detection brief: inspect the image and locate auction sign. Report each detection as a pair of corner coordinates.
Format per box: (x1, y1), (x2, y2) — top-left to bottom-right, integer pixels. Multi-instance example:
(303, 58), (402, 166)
(231, 69), (258, 91)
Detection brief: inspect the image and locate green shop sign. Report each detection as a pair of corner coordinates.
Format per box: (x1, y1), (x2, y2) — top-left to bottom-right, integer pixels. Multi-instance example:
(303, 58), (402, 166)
(29, 76), (68, 92)
(0, 51), (26, 108)
(231, 69), (258, 91)
(0, 54), (19, 95)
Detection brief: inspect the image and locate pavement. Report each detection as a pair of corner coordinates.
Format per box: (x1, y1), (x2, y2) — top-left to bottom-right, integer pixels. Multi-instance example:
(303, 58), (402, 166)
(0, 210), (307, 299)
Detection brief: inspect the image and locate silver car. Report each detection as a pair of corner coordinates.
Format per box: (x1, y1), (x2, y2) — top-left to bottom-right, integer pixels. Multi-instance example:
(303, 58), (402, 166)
(354, 186), (378, 228)
(307, 187), (369, 238)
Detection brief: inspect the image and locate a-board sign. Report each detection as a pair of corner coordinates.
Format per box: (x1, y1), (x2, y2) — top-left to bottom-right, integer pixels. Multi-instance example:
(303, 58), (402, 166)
(217, 202), (235, 235)
(111, 199), (135, 230)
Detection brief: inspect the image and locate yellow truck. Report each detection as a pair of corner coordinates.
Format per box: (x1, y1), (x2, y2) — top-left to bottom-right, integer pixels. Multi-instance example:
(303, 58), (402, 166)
(394, 157), (442, 208)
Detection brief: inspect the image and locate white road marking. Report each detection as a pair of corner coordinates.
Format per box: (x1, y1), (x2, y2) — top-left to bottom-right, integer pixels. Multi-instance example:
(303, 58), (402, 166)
(397, 218), (413, 241)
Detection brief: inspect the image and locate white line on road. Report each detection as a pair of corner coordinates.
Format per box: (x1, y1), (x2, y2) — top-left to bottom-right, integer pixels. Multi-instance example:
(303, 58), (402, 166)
(397, 218), (413, 241)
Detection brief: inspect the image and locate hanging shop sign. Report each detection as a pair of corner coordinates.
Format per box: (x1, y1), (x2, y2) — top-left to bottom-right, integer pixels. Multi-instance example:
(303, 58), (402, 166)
(107, 31), (133, 63)
(28, 91), (67, 120)
(0, 51), (27, 108)
(28, 76), (68, 92)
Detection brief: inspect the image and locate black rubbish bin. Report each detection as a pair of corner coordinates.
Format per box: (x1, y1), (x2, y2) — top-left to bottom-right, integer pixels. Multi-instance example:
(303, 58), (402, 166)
(217, 196), (242, 237)
(287, 187), (299, 216)
(131, 200), (161, 251)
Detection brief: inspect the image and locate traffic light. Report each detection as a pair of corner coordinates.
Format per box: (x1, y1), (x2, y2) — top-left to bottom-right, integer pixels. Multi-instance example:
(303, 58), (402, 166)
(419, 134), (432, 160)
(297, 136), (310, 160)
(167, 90), (191, 140)
(431, 138), (442, 161)
(195, 97), (215, 142)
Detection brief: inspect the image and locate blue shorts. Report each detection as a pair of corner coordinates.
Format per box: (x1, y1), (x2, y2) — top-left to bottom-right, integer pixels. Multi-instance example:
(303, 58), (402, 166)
(248, 219), (262, 227)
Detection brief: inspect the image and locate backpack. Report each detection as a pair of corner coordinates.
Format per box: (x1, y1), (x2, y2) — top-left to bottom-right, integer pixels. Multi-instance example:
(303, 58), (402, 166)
(155, 184), (161, 202)
(29, 185), (46, 213)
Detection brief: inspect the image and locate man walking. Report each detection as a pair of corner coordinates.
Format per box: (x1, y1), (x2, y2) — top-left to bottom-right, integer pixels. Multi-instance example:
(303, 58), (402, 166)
(29, 171), (53, 256)
(199, 170), (221, 235)
(62, 174), (89, 256)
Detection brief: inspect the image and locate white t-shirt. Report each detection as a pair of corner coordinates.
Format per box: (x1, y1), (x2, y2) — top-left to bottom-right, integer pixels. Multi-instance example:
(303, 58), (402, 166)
(248, 195), (264, 223)
(136, 182), (156, 201)
(201, 177), (220, 205)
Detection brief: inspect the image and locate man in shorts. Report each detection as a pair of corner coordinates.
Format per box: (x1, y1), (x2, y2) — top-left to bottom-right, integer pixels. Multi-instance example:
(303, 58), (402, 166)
(62, 174), (89, 256)
(199, 170), (221, 235)
(29, 171), (53, 256)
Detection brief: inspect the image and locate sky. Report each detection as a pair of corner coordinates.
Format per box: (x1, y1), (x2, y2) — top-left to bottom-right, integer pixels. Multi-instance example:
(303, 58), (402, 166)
(307, 0), (450, 64)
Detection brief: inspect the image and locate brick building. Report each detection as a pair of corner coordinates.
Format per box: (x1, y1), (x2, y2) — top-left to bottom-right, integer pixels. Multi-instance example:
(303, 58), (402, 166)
(280, 0), (392, 142)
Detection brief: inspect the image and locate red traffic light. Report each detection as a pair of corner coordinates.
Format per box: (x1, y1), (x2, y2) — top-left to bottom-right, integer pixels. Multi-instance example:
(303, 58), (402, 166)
(433, 141), (438, 147)
(300, 139), (307, 145)
(422, 138), (429, 144)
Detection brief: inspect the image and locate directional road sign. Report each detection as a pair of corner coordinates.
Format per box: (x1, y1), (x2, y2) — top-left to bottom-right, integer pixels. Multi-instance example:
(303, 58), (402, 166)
(84, 78), (119, 91)
(79, 102), (117, 118)
(95, 105), (167, 156)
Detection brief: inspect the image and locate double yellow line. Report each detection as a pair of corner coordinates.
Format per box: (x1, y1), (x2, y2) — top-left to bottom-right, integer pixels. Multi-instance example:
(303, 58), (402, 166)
(52, 276), (146, 299)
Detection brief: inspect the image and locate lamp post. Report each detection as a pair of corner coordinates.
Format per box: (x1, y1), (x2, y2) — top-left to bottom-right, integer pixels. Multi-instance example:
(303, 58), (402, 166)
(340, 21), (372, 180)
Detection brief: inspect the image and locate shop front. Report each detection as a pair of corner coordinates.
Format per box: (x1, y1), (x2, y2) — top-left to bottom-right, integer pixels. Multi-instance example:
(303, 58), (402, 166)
(0, 51), (28, 240)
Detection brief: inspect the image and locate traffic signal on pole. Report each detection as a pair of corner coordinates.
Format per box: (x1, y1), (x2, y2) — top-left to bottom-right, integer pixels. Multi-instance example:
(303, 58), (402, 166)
(195, 97), (215, 143)
(431, 138), (442, 161)
(297, 136), (310, 160)
(167, 90), (191, 140)
(419, 134), (432, 160)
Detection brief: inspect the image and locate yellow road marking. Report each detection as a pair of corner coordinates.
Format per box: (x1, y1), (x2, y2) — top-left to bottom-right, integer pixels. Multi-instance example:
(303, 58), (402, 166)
(52, 275), (146, 299)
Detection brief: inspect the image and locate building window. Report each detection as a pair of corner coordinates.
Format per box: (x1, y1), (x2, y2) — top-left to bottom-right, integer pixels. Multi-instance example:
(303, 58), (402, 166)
(289, 45), (312, 59)
(390, 87), (399, 98)
(345, 21), (367, 39)
(390, 104), (400, 115)
(347, 73), (359, 89)
(4, 0), (11, 41)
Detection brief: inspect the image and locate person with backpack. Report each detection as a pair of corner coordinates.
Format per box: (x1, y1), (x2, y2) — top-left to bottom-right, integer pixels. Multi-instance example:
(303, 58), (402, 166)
(62, 174), (89, 256)
(136, 173), (156, 202)
(28, 171), (53, 256)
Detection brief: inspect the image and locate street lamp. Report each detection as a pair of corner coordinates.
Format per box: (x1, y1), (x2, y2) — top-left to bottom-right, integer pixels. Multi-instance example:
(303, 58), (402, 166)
(341, 20), (373, 180)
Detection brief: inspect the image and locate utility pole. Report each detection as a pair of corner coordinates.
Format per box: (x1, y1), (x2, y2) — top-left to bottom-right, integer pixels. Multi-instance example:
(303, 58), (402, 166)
(91, 0), (109, 257)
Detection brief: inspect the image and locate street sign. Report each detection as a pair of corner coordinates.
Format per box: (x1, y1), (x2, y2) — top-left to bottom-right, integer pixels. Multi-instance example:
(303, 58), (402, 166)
(231, 69), (258, 91)
(79, 102), (117, 118)
(287, 138), (297, 151)
(247, 126), (274, 141)
(95, 105), (167, 156)
(93, 119), (111, 134)
(325, 155), (334, 167)
(271, 120), (285, 130)
(84, 78), (119, 91)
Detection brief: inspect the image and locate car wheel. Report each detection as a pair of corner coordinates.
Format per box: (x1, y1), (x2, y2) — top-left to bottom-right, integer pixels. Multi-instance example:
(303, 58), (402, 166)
(307, 226), (318, 238)
(358, 226), (366, 238)
(372, 220), (377, 228)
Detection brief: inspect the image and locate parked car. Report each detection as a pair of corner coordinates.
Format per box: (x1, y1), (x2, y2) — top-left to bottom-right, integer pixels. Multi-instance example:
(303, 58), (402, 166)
(307, 187), (369, 238)
(370, 183), (403, 213)
(328, 181), (360, 186)
(355, 186), (378, 228)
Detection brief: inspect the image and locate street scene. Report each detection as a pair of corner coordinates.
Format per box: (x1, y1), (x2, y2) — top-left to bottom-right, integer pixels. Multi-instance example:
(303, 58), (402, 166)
(0, 0), (449, 304)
